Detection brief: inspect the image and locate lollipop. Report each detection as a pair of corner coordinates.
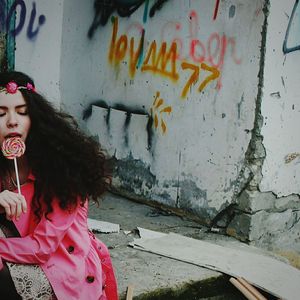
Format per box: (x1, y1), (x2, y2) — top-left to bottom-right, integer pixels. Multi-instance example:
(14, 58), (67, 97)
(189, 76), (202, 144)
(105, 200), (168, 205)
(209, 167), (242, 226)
(1, 137), (26, 194)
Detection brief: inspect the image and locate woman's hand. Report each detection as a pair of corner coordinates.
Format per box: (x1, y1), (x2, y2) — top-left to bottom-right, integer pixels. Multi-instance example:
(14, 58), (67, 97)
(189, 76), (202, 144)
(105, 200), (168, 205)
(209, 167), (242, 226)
(0, 190), (27, 221)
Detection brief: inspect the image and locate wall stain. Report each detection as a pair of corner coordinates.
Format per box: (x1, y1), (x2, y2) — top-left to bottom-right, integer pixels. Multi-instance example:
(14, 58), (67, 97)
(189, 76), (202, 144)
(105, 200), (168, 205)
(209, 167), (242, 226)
(177, 178), (217, 223)
(111, 155), (157, 196)
(237, 93), (244, 119)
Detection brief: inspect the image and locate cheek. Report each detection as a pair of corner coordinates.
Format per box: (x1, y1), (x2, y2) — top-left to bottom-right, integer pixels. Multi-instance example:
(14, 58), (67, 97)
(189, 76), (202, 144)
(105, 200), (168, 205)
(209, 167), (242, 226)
(21, 118), (31, 141)
(24, 118), (31, 133)
(0, 120), (6, 143)
(0, 131), (5, 145)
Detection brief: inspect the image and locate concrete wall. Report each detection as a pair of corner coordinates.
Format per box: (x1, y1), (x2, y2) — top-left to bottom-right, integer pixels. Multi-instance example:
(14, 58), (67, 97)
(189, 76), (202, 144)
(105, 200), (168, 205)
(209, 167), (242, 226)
(226, 0), (300, 267)
(260, 0), (300, 196)
(14, 0), (64, 108)
(82, 0), (265, 224)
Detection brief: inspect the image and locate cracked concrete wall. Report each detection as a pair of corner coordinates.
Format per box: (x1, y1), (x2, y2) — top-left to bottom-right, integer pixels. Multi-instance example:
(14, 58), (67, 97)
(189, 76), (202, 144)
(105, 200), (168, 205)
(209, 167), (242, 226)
(81, 0), (265, 224)
(226, 0), (300, 267)
(260, 0), (300, 196)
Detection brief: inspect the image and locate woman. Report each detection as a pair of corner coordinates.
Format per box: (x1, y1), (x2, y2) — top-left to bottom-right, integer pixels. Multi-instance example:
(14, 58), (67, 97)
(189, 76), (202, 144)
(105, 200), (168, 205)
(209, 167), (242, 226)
(0, 71), (118, 300)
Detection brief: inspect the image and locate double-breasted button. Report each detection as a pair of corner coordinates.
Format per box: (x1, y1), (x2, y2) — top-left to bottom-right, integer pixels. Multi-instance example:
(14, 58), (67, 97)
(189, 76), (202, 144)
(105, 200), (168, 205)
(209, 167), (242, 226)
(86, 276), (95, 283)
(102, 284), (106, 290)
(67, 245), (75, 253)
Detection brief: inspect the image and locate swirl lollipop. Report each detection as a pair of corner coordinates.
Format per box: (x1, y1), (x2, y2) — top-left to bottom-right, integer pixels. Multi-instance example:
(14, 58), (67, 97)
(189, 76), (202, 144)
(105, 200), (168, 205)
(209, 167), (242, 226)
(1, 137), (26, 194)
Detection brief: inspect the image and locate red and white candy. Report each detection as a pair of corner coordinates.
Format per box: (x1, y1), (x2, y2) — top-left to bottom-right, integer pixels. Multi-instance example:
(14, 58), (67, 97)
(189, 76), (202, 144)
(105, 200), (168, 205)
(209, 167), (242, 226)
(1, 137), (26, 159)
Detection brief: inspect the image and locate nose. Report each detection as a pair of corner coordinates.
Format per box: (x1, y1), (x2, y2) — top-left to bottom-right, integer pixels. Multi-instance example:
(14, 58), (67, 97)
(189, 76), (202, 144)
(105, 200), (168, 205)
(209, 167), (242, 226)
(7, 112), (18, 128)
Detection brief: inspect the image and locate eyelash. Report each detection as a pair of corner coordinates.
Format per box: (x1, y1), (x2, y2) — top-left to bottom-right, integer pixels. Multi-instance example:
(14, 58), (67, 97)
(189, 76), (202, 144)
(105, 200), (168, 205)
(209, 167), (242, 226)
(0, 111), (28, 117)
(18, 111), (28, 115)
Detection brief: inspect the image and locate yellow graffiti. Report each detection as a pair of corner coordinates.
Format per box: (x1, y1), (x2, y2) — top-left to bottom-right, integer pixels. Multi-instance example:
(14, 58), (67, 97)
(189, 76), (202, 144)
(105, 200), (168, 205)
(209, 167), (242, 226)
(181, 62), (199, 98)
(198, 63), (220, 92)
(108, 17), (220, 98)
(141, 41), (179, 81)
(180, 62), (220, 99)
(150, 91), (172, 134)
(109, 17), (144, 77)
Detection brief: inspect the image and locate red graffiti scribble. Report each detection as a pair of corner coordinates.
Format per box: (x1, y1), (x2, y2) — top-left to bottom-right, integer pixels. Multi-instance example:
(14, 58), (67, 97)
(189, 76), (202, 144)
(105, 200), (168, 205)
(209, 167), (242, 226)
(213, 0), (220, 20)
(160, 21), (183, 60)
(187, 10), (241, 89)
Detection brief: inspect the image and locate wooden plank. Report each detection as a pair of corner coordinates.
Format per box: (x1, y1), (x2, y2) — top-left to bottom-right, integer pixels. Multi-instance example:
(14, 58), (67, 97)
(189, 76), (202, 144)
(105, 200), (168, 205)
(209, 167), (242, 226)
(126, 285), (134, 300)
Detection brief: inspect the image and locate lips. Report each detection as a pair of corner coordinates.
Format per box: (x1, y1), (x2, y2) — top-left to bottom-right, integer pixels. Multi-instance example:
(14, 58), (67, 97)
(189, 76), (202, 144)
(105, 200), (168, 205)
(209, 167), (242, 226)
(5, 133), (22, 138)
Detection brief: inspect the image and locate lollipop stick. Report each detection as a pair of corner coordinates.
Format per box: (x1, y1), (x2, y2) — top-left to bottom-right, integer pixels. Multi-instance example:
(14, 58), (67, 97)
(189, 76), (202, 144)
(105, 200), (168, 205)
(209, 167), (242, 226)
(13, 157), (21, 195)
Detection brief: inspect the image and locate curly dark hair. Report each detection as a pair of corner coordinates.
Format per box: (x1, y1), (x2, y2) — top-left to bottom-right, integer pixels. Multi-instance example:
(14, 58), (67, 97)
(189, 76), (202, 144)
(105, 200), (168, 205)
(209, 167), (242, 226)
(0, 71), (110, 219)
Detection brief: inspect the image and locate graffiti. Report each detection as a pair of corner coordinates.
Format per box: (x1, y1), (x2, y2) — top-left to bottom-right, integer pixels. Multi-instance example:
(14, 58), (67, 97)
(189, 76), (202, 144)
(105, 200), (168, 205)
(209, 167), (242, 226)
(213, 0), (220, 20)
(159, 10), (241, 89)
(109, 17), (145, 77)
(283, 0), (300, 54)
(150, 91), (172, 134)
(0, 0), (45, 40)
(82, 99), (154, 148)
(188, 10), (240, 89)
(109, 17), (220, 98)
(141, 41), (179, 81)
(181, 62), (220, 98)
(88, 0), (169, 38)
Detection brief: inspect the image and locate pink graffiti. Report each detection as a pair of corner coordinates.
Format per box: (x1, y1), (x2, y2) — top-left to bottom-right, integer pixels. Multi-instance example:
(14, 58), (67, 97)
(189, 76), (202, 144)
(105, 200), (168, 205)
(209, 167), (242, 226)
(161, 10), (241, 89)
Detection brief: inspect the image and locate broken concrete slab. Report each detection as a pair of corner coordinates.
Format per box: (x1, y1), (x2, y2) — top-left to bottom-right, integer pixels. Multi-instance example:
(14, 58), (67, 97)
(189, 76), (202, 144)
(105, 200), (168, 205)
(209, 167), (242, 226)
(132, 232), (300, 300)
(87, 218), (120, 233)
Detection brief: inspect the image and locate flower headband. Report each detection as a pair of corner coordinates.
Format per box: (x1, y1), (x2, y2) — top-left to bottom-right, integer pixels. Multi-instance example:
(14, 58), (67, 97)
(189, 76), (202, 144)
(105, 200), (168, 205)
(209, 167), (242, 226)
(0, 81), (36, 94)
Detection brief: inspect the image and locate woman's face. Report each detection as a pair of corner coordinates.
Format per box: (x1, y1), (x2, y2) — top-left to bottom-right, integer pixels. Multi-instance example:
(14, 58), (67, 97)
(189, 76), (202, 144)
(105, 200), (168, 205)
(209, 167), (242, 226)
(0, 90), (31, 145)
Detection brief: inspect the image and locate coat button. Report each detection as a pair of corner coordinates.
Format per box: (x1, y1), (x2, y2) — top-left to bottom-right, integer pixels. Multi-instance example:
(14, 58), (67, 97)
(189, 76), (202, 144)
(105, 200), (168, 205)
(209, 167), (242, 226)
(102, 284), (106, 290)
(67, 245), (75, 253)
(86, 276), (95, 283)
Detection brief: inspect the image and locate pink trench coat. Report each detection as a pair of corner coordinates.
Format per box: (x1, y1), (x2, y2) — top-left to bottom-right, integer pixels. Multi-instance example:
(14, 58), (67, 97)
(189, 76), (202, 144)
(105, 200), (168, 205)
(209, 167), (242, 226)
(0, 174), (118, 300)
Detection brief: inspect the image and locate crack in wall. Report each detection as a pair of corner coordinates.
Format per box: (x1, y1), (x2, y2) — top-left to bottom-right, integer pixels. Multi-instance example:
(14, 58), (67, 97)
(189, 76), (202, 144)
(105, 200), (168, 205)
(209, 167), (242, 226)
(242, 0), (269, 192)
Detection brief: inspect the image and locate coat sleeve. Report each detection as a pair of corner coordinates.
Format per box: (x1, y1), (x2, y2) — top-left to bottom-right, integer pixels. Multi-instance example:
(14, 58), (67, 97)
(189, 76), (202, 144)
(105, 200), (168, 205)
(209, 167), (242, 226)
(0, 199), (79, 268)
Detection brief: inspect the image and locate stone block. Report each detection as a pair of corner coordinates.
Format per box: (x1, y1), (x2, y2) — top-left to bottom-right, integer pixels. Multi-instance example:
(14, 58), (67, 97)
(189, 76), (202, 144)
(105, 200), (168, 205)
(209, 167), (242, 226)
(237, 190), (275, 213)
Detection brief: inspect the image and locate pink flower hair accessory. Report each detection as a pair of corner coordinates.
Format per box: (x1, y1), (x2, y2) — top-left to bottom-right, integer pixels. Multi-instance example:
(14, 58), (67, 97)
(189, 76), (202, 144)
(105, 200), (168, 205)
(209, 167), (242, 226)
(0, 81), (36, 94)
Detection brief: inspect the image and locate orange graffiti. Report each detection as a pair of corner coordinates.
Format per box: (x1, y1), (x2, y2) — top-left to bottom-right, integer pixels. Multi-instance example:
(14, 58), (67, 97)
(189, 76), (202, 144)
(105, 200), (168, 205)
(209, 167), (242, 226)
(141, 41), (179, 81)
(151, 91), (172, 134)
(129, 35), (144, 77)
(109, 17), (144, 77)
(180, 61), (220, 99)
(198, 62), (220, 92)
(108, 17), (220, 98)
(181, 62), (199, 98)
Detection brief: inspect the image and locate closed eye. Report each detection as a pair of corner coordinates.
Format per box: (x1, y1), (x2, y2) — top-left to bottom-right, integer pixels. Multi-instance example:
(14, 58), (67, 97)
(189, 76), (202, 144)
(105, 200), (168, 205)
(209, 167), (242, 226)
(17, 111), (28, 116)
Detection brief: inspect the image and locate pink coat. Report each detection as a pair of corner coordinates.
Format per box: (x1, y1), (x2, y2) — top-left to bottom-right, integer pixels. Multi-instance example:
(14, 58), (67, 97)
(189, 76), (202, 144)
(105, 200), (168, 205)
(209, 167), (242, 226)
(0, 174), (118, 300)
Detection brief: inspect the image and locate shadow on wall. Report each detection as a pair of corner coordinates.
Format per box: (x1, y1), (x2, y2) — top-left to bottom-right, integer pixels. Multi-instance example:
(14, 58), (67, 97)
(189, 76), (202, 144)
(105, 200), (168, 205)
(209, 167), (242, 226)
(88, 0), (169, 38)
(83, 100), (153, 160)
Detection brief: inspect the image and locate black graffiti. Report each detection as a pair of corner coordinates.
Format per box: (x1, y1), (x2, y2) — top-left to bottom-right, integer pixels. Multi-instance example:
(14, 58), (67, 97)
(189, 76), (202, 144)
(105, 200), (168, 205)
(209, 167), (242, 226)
(283, 0), (300, 54)
(88, 0), (169, 38)
(83, 100), (153, 149)
(0, 0), (45, 40)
